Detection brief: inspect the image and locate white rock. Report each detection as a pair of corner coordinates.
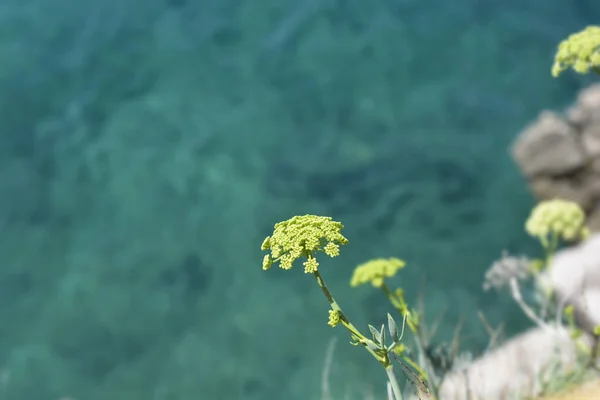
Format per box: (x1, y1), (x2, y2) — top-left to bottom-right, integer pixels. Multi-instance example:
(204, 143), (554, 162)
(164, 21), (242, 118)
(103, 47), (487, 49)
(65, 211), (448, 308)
(543, 233), (600, 332)
(437, 326), (593, 400)
(436, 235), (600, 400)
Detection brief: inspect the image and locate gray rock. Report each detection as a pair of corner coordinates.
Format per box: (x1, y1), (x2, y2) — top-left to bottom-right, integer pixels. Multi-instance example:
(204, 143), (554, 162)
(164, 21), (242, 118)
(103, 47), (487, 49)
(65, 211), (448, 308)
(567, 83), (600, 128)
(582, 125), (600, 158)
(568, 84), (600, 157)
(529, 176), (594, 211)
(528, 172), (600, 212)
(511, 111), (586, 178)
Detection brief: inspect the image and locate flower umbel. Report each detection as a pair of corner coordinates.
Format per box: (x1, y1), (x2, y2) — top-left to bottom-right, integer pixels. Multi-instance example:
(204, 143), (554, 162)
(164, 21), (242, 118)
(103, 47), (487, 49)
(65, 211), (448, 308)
(261, 215), (348, 272)
(483, 251), (532, 291)
(327, 310), (340, 327)
(525, 199), (589, 242)
(552, 25), (600, 77)
(350, 257), (406, 288)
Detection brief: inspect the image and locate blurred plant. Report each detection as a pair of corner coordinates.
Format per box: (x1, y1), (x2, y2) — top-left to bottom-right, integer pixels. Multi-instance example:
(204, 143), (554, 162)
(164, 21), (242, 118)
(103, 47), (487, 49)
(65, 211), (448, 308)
(261, 215), (420, 400)
(480, 199), (600, 398)
(525, 199), (589, 261)
(552, 25), (600, 77)
(261, 202), (596, 399)
(484, 199), (593, 357)
(483, 251), (531, 292)
(350, 258), (444, 398)
(551, 38), (600, 365)
(552, 30), (600, 368)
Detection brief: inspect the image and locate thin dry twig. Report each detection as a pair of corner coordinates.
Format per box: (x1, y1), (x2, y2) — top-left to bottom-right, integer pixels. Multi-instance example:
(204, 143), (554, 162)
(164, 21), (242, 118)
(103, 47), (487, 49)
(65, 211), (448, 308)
(450, 318), (464, 359)
(509, 277), (551, 331)
(477, 310), (504, 351)
(425, 307), (447, 344)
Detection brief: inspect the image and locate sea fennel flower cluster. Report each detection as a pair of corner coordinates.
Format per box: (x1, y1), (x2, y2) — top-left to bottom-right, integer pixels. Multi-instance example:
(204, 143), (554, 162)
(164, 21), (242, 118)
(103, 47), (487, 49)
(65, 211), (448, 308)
(350, 257), (406, 288)
(525, 199), (589, 243)
(261, 215), (348, 273)
(552, 25), (600, 77)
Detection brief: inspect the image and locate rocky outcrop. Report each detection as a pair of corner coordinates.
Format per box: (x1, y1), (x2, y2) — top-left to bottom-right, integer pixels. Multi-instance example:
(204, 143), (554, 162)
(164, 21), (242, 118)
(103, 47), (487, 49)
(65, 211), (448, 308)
(512, 84), (600, 231)
(436, 233), (600, 400)
(437, 326), (594, 400)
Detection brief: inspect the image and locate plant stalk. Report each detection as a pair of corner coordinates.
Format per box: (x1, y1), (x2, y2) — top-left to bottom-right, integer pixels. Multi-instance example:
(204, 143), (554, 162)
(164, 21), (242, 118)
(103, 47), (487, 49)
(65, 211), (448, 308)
(385, 364), (404, 400)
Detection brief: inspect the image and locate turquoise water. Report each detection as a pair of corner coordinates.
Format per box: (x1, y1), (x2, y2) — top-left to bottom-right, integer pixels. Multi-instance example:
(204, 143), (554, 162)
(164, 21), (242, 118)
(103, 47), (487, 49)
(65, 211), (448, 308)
(0, 0), (599, 398)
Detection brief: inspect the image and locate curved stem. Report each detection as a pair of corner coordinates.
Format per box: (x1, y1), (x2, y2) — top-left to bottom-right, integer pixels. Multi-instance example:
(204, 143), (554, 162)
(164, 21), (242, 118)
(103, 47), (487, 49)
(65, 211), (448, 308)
(385, 365), (404, 400)
(380, 284), (406, 313)
(311, 269), (385, 362)
(312, 269), (362, 338)
(381, 283), (437, 396)
(509, 277), (553, 333)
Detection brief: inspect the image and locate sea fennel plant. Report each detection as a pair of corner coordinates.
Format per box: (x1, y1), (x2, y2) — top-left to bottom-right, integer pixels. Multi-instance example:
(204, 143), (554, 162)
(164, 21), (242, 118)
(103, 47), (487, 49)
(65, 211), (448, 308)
(350, 258), (439, 398)
(261, 215), (420, 400)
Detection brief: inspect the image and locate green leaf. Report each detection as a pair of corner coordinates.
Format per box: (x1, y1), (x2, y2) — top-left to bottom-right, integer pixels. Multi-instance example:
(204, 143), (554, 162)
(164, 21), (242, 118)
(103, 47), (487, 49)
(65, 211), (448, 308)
(387, 313), (399, 342)
(365, 339), (380, 352)
(368, 324), (381, 344)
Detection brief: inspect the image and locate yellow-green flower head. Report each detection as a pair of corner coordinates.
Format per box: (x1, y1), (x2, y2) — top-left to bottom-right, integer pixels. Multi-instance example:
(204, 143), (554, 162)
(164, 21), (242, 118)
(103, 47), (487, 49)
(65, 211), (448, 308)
(525, 199), (589, 242)
(350, 257), (406, 288)
(261, 215), (348, 273)
(552, 26), (600, 77)
(327, 310), (340, 327)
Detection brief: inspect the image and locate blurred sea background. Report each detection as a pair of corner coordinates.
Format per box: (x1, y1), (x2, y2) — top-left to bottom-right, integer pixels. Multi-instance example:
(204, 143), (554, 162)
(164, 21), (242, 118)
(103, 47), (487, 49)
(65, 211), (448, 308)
(1, 0), (600, 399)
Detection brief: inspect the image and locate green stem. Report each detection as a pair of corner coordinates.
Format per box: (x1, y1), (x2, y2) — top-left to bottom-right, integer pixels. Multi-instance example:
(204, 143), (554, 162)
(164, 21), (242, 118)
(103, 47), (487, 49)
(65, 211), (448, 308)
(311, 269), (385, 363)
(380, 285), (404, 316)
(381, 283), (437, 397)
(541, 233), (558, 265)
(385, 364), (404, 400)
(312, 269), (361, 338)
(590, 335), (599, 368)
